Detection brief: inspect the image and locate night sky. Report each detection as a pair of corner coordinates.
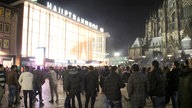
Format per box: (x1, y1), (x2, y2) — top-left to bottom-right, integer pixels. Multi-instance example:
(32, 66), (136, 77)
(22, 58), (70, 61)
(3, 0), (164, 56)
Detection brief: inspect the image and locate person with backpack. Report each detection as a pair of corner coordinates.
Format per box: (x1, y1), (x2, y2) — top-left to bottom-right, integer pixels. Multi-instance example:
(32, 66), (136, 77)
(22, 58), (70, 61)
(148, 60), (167, 108)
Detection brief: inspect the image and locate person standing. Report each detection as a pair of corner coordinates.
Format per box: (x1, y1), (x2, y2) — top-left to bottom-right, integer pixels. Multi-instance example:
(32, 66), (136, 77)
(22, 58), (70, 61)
(0, 64), (5, 105)
(84, 66), (99, 108)
(127, 64), (149, 108)
(18, 66), (34, 108)
(99, 66), (110, 108)
(122, 65), (131, 83)
(32, 66), (45, 105)
(6, 65), (19, 107)
(104, 66), (125, 108)
(66, 66), (83, 108)
(166, 61), (180, 108)
(14, 66), (21, 105)
(48, 66), (58, 103)
(117, 65), (123, 78)
(148, 60), (167, 108)
(63, 65), (73, 108)
(178, 59), (192, 108)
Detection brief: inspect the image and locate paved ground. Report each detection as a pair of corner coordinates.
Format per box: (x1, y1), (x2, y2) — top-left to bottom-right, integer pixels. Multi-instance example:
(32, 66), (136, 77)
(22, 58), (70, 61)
(0, 79), (172, 108)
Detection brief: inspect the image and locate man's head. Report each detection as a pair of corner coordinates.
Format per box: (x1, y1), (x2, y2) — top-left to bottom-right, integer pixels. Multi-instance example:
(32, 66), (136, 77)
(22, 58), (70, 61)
(111, 66), (117, 72)
(49, 66), (54, 70)
(172, 60), (179, 68)
(131, 64), (140, 72)
(126, 66), (130, 71)
(89, 65), (94, 71)
(184, 59), (189, 66)
(24, 66), (29, 71)
(67, 65), (72, 70)
(37, 66), (40, 70)
(152, 60), (159, 69)
(11, 65), (17, 71)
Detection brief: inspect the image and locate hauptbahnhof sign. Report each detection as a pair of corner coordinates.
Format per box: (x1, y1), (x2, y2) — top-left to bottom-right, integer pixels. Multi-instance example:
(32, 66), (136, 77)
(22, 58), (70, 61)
(46, 2), (104, 32)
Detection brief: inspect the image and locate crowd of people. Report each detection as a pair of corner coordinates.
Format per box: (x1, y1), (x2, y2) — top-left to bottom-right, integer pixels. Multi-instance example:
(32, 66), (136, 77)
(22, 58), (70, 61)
(0, 58), (192, 108)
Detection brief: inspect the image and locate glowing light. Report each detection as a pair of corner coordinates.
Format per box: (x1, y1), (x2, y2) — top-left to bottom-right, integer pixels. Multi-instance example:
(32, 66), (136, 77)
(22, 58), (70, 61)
(35, 48), (45, 66)
(114, 52), (120, 57)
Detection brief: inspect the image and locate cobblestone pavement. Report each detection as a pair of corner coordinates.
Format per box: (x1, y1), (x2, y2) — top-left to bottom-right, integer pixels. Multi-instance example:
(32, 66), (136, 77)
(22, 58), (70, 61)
(0, 79), (172, 108)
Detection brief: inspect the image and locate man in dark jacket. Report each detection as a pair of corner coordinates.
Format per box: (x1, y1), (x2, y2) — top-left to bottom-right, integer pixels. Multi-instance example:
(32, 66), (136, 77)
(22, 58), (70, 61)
(166, 60), (180, 108)
(6, 65), (19, 107)
(122, 65), (131, 83)
(149, 60), (167, 108)
(66, 66), (83, 108)
(178, 59), (192, 108)
(33, 66), (45, 105)
(84, 66), (99, 108)
(99, 66), (110, 108)
(104, 66), (125, 108)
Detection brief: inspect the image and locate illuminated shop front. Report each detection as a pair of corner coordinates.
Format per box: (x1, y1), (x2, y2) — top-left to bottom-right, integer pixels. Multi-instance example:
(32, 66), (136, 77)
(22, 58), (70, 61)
(21, 1), (107, 66)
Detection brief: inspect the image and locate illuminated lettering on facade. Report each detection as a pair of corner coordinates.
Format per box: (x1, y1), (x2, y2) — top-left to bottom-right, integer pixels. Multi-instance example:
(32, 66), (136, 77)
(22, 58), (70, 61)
(47, 2), (104, 32)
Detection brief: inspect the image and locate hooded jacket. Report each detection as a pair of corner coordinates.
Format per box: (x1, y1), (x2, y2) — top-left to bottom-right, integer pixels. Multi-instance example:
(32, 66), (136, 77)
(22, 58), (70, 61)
(66, 69), (82, 94)
(18, 71), (33, 90)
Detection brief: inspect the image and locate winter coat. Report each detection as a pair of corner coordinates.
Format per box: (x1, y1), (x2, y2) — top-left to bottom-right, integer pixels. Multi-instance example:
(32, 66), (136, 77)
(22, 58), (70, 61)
(166, 68), (181, 92)
(84, 70), (99, 93)
(33, 69), (45, 89)
(148, 68), (167, 97)
(127, 72), (149, 107)
(62, 70), (70, 90)
(18, 72), (33, 90)
(104, 71), (125, 101)
(178, 67), (192, 108)
(6, 70), (19, 86)
(66, 70), (82, 94)
(99, 69), (110, 92)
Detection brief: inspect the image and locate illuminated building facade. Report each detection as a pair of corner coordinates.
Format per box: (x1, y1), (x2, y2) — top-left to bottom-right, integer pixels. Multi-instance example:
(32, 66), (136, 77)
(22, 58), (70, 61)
(129, 0), (192, 60)
(0, 0), (108, 67)
(0, 3), (18, 67)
